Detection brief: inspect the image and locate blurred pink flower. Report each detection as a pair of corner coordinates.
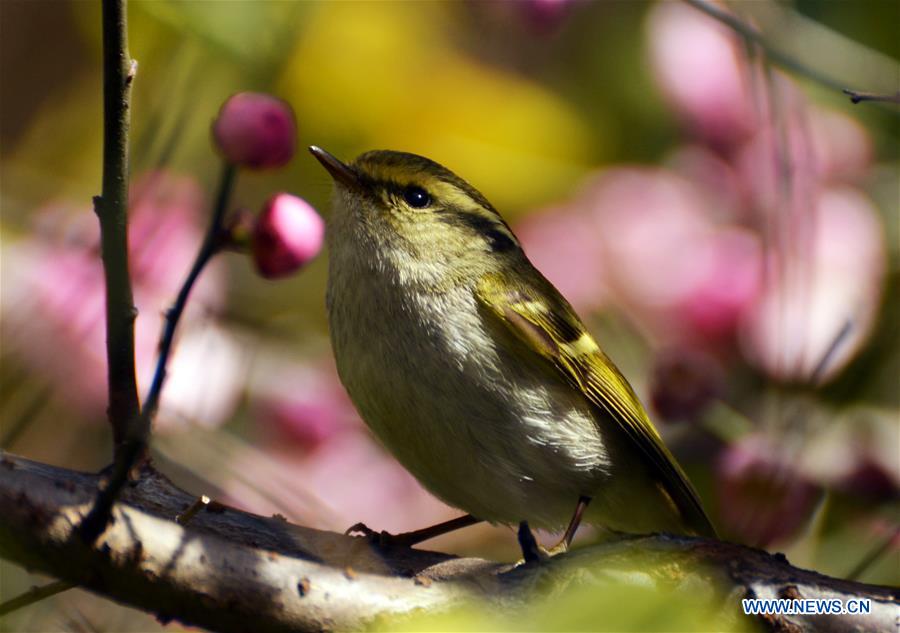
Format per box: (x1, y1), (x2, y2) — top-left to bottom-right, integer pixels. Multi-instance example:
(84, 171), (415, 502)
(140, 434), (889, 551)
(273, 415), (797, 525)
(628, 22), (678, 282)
(220, 352), (463, 534)
(198, 336), (458, 534)
(587, 168), (762, 345)
(585, 169), (710, 315)
(838, 459), (900, 502)
(665, 145), (745, 223)
(734, 81), (820, 217)
(646, 1), (757, 145)
(740, 186), (886, 384)
(222, 427), (459, 534)
(252, 193), (324, 279)
(650, 348), (723, 423)
(213, 92), (297, 170)
(251, 360), (357, 452)
(808, 107), (873, 185)
(471, 0), (577, 33)
(1, 171), (240, 429)
(798, 407), (899, 501)
(674, 227), (763, 343)
(522, 0), (575, 30)
(518, 167), (764, 347)
(717, 434), (822, 547)
(278, 429), (457, 534)
(516, 204), (608, 312)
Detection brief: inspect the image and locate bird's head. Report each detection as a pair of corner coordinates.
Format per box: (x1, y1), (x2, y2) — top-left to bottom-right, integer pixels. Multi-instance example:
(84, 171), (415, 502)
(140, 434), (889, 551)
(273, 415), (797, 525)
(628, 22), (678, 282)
(310, 146), (522, 287)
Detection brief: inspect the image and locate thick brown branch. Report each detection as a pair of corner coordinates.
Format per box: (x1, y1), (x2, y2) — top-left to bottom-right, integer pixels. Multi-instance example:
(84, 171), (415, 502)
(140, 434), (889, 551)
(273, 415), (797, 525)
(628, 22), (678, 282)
(0, 452), (896, 632)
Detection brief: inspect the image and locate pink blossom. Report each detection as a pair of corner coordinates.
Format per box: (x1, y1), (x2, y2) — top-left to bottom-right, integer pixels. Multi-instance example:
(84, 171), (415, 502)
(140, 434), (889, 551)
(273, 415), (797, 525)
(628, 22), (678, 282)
(1, 171), (239, 429)
(650, 348), (723, 423)
(515, 204), (608, 312)
(797, 407), (899, 498)
(717, 435), (822, 546)
(223, 426), (457, 535)
(252, 193), (324, 279)
(207, 355), (462, 534)
(212, 93), (297, 169)
(251, 360), (357, 452)
(740, 186), (886, 384)
(522, 0), (575, 30)
(734, 80), (821, 216)
(665, 145), (745, 223)
(585, 168), (711, 320)
(581, 168), (762, 345)
(808, 107), (873, 185)
(673, 227), (762, 343)
(646, 1), (757, 144)
(838, 459), (900, 502)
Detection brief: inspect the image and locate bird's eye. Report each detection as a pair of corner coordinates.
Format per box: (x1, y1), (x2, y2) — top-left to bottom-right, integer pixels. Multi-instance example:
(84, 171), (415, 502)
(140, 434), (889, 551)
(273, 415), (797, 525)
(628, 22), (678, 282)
(402, 186), (431, 208)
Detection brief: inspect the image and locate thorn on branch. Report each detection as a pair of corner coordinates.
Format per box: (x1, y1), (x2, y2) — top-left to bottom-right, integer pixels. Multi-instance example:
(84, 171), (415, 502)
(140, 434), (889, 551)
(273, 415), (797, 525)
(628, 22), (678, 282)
(176, 495), (211, 526)
(127, 59), (138, 83)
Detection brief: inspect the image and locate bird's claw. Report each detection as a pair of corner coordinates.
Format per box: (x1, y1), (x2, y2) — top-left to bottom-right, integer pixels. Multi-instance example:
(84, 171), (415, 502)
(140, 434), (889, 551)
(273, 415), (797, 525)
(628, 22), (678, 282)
(517, 521), (550, 564)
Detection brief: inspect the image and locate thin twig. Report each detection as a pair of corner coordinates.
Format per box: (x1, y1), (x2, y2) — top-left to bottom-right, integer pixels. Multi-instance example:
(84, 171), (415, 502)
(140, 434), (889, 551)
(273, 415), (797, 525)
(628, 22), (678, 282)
(809, 320), (853, 385)
(142, 162), (237, 421)
(91, 0), (140, 453)
(843, 89), (900, 105)
(682, 0), (847, 94)
(0, 580), (75, 617)
(846, 526), (900, 581)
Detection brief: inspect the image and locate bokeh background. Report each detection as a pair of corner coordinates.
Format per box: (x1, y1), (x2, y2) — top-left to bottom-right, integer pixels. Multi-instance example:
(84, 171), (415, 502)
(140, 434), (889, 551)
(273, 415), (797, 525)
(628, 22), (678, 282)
(1, 1), (898, 630)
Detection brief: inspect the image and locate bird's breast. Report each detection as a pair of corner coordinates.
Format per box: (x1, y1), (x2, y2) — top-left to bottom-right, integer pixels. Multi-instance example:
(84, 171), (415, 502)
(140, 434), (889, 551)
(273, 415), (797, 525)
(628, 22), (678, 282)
(325, 254), (611, 525)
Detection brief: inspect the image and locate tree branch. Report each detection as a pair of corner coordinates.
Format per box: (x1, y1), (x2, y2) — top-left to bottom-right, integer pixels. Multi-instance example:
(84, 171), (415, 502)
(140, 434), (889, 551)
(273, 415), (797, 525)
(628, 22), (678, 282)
(0, 580), (75, 617)
(843, 89), (900, 105)
(1, 452), (896, 632)
(142, 163), (236, 424)
(92, 0), (140, 453)
(682, 0), (848, 94)
(78, 162), (236, 545)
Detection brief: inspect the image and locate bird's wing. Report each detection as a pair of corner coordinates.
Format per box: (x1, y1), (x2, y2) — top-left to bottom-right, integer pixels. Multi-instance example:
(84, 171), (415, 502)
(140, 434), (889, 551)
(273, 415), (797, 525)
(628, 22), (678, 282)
(476, 272), (716, 537)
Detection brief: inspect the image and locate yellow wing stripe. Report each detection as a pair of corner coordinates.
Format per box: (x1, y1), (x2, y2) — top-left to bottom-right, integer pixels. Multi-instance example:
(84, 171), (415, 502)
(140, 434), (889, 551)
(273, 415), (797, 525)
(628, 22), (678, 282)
(476, 273), (716, 537)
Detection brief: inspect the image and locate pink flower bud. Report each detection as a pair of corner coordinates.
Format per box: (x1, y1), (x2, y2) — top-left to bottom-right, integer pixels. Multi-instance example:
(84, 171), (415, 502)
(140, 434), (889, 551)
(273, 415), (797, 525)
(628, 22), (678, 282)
(836, 458), (899, 502)
(717, 435), (821, 547)
(252, 193), (324, 279)
(212, 93), (297, 169)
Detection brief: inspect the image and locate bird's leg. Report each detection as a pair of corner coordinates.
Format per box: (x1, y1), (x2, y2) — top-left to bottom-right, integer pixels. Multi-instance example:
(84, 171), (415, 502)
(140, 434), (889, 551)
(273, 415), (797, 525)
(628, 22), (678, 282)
(345, 514), (481, 548)
(517, 520), (545, 563)
(548, 495), (592, 555)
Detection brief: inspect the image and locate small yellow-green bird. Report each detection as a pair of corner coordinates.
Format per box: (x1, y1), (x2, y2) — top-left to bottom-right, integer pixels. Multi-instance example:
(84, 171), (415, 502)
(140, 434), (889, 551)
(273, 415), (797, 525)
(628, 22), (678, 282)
(310, 146), (716, 554)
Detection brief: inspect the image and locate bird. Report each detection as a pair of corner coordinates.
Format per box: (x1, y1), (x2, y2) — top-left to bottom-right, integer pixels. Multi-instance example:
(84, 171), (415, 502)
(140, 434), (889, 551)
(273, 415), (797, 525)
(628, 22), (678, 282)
(309, 145), (716, 555)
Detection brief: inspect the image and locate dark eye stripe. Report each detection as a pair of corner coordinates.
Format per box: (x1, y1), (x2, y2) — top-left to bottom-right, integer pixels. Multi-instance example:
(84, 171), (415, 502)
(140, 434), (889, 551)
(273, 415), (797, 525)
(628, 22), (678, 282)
(440, 212), (517, 253)
(484, 229), (516, 253)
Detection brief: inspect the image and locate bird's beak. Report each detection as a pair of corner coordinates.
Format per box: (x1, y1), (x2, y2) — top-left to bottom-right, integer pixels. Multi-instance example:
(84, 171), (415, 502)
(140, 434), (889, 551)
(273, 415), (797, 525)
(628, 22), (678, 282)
(309, 146), (359, 188)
